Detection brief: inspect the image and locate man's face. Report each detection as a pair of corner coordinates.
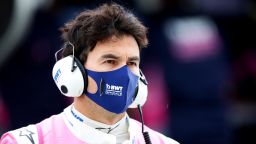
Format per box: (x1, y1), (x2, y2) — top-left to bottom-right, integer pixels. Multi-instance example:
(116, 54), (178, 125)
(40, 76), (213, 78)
(84, 35), (140, 94)
(85, 35), (140, 75)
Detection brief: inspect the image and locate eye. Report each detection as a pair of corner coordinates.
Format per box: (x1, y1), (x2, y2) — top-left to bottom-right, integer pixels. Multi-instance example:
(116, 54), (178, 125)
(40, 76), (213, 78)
(104, 59), (116, 65)
(127, 61), (138, 66)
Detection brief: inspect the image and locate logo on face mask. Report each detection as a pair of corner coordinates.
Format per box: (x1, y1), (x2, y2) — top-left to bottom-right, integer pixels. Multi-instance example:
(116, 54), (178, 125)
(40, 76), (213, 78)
(105, 84), (123, 96)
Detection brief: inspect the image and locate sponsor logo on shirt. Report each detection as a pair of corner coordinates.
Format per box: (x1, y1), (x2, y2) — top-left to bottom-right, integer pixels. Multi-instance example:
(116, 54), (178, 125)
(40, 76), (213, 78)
(19, 129), (35, 144)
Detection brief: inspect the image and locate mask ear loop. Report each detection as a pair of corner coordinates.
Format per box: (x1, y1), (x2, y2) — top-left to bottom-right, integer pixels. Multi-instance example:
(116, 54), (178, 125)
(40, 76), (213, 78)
(54, 41), (76, 72)
(139, 69), (148, 85)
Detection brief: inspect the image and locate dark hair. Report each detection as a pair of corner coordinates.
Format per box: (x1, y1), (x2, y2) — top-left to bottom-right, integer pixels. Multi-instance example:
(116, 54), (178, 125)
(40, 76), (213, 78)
(60, 3), (148, 64)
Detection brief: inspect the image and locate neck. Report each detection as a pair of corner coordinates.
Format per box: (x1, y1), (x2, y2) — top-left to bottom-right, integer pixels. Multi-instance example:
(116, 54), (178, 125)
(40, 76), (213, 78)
(73, 95), (125, 125)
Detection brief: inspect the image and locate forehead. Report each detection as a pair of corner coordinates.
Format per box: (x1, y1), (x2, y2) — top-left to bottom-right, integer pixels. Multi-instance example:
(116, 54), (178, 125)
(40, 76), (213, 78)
(91, 35), (140, 57)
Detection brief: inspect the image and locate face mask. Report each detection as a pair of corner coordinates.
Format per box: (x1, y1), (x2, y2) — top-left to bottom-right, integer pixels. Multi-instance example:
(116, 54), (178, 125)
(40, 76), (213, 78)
(85, 65), (139, 114)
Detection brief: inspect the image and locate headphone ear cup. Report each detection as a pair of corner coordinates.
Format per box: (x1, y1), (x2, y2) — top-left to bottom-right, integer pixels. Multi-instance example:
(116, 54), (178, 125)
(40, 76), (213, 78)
(52, 56), (87, 97)
(129, 71), (148, 108)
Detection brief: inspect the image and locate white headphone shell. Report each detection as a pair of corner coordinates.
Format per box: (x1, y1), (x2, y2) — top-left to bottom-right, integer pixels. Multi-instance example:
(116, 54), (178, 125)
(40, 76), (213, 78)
(52, 56), (85, 97)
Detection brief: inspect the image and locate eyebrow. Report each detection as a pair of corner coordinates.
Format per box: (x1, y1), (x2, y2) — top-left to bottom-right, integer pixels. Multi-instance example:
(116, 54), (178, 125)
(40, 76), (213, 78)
(100, 54), (140, 62)
(100, 54), (120, 60)
(128, 56), (140, 62)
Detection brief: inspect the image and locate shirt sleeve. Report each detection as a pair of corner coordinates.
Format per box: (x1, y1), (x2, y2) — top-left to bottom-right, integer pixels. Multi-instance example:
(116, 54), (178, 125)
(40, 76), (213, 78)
(1, 133), (18, 144)
(0, 125), (39, 144)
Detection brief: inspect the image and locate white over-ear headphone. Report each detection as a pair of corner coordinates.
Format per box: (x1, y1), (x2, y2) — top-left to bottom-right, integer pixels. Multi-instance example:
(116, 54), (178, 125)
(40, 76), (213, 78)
(52, 42), (148, 108)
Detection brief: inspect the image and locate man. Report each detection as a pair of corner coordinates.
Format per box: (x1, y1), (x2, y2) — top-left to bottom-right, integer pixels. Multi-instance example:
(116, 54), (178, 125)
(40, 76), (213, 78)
(0, 3), (179, 144)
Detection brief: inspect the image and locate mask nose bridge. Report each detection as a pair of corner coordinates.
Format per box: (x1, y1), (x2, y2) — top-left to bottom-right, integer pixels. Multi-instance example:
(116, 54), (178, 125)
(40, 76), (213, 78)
(113, 64), (139, 77)
(116, 56), (140, 76)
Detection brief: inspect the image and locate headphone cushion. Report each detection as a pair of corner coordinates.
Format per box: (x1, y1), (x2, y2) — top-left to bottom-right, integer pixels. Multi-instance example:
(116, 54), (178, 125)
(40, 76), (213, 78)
(74, 57), (88, 90)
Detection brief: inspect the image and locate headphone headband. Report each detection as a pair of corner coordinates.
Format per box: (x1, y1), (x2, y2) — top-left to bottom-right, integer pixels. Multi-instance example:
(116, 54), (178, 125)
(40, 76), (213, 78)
(54, 42), (74, 61)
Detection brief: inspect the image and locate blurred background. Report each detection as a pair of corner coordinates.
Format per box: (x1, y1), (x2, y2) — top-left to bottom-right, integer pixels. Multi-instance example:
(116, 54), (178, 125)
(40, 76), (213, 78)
(0, 0), (256, 144)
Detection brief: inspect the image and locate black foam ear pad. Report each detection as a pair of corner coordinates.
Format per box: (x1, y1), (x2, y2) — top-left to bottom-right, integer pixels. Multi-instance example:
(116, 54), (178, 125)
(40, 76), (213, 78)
(74, 57), (88, 93)
(132, 86), (139, 101)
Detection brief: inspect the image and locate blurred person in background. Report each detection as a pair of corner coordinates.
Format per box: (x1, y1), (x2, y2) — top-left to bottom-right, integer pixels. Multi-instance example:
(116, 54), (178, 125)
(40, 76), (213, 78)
(132, 1), (232, 143)
(162, 16), (231, 144)
(0, 3), (179, 144)
(0, 0), (68, 133)
(230, 49), (256, 144)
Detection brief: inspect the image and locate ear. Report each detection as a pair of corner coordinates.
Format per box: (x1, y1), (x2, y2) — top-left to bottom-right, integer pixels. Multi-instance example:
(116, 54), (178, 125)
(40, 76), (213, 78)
(129, 70), (148, 108)
(52, 56), (87, 97)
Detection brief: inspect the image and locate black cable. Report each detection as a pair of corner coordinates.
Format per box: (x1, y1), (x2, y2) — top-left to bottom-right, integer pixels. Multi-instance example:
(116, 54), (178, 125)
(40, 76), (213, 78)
(138, 105), (152, 144)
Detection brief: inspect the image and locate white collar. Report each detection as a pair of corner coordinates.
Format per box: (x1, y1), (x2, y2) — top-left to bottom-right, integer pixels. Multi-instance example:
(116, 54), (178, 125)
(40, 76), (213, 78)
(62, 105), (139, 144)
(70, 105), (127, 135)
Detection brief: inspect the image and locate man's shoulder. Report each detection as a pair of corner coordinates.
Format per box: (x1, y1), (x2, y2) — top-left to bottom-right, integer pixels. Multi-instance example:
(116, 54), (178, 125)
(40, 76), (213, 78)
(0, 124), (39, 144)
(129, 118), (179, 144)
(0, 113), (63, 144)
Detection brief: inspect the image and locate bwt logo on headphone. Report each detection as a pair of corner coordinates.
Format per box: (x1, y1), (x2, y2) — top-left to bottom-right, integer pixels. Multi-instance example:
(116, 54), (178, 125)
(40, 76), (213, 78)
(105, 84), (123, 96)
(54, 69), (62, 83)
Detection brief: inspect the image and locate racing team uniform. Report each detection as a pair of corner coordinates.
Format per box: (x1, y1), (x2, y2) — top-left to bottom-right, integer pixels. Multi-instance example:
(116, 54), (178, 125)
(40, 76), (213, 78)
(0, 105), (179, 144)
